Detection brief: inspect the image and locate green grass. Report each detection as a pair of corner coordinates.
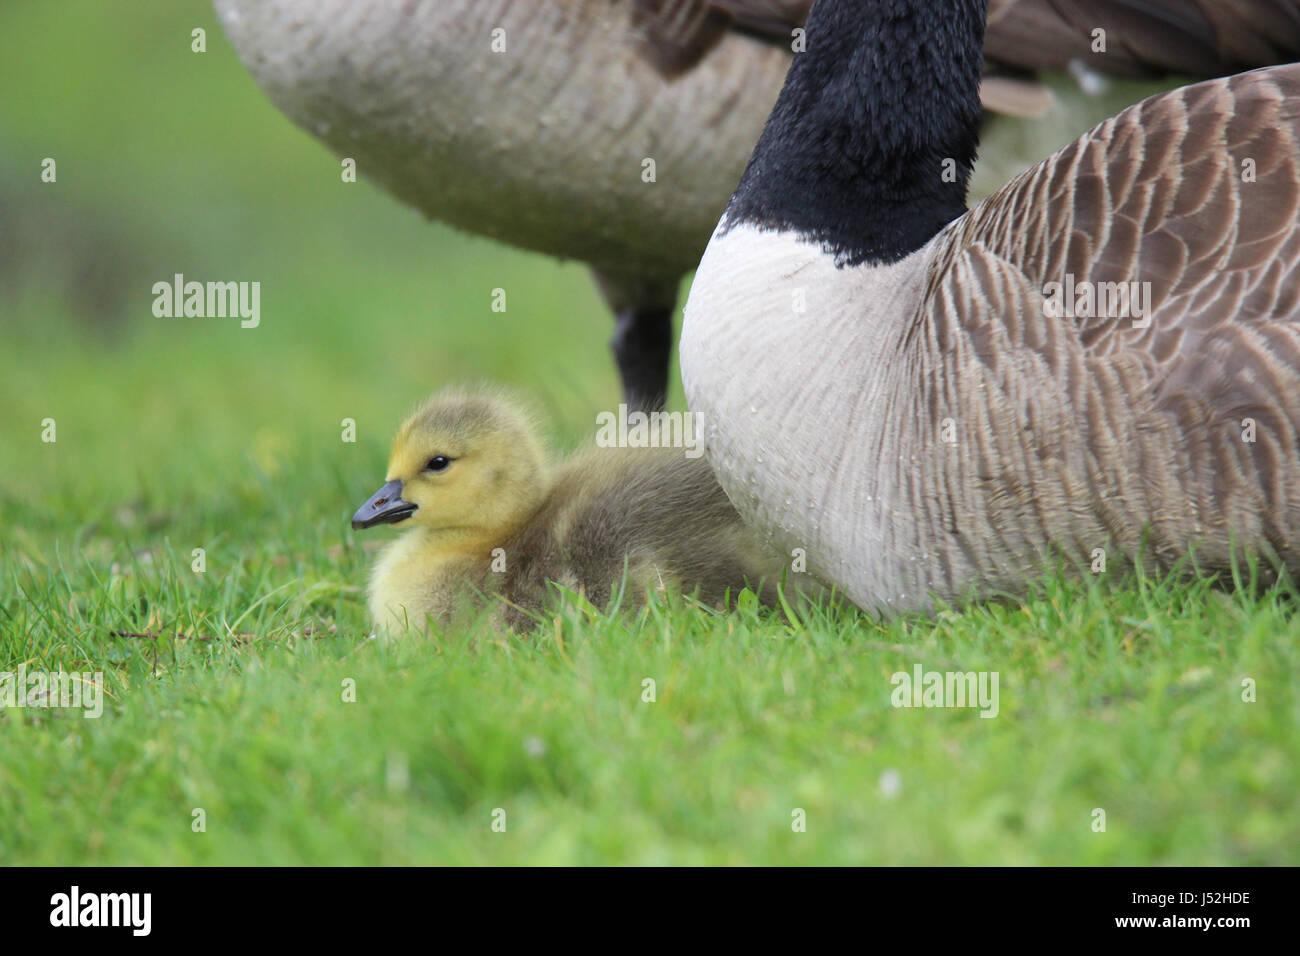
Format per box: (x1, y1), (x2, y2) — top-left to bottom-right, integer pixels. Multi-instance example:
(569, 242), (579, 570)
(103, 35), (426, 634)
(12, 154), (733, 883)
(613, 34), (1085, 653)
(1, 0), (1297, 865)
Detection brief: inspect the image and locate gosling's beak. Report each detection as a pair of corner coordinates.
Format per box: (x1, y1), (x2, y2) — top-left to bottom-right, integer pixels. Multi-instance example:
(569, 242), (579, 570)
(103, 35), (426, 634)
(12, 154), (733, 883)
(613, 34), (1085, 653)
(351, 479), (418, 530)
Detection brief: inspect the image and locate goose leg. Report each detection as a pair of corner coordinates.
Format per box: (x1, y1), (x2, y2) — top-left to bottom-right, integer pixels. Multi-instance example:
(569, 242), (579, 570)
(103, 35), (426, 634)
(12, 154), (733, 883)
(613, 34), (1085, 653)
(592, 269), (680, 412)
(611, 305), (673, 411)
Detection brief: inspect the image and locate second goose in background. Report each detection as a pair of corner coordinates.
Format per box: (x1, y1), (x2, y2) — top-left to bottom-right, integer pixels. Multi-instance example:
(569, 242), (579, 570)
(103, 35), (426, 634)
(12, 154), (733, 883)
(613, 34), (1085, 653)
(213, 0), (1300, 411)
(680, 0), (1300, 613)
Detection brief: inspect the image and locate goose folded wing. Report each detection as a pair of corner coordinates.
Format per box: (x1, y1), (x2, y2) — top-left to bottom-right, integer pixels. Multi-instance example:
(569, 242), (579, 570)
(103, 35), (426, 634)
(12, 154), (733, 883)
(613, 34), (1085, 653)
(633, 0), (1050, 115)
(932, 64), (1300, 430)
(636, 0), (1300, 121)
(985, 0), (1300, 77)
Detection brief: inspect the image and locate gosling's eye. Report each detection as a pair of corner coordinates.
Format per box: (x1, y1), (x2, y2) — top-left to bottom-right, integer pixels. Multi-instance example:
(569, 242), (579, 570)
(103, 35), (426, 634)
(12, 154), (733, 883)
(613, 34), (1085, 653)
(426, 456), (452, 473)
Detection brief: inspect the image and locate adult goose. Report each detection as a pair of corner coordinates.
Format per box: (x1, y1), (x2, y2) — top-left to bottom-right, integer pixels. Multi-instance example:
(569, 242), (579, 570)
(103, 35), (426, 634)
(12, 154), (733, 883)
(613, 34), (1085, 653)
(213, 0), (1300, 410)
(680, 0), (1300, 612)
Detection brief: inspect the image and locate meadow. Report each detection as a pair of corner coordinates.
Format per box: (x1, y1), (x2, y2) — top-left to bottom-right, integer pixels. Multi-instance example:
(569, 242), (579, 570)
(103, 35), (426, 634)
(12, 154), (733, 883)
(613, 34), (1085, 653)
(0, 0), (1296, 865)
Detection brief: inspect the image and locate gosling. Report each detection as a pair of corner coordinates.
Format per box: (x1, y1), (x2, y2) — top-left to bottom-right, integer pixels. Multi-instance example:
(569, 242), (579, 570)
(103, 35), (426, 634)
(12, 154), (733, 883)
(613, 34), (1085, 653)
(351, 388), (798, 631)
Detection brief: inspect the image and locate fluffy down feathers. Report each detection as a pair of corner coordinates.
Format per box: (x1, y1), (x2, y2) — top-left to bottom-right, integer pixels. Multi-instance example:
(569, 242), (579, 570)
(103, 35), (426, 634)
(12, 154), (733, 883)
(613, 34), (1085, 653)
(355, 388), (801, 631)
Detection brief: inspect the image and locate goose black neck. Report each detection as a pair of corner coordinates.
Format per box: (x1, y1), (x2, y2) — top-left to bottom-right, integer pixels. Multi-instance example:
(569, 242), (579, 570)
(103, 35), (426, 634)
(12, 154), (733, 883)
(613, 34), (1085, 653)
(725, 0), (988, 266)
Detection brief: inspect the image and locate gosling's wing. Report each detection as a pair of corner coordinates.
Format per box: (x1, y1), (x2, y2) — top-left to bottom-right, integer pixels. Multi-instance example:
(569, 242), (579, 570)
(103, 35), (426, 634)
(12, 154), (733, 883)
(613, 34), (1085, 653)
(525, 449), (779, 605)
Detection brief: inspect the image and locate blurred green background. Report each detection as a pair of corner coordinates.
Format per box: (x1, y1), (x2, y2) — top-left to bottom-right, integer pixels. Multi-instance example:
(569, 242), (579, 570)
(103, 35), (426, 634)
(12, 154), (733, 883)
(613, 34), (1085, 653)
(0, 0), (639, 535)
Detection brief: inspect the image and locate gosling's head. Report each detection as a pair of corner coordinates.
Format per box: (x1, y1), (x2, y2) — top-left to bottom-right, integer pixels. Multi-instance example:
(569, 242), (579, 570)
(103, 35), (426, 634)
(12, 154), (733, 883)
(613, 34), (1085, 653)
(351, 388), (549, 538)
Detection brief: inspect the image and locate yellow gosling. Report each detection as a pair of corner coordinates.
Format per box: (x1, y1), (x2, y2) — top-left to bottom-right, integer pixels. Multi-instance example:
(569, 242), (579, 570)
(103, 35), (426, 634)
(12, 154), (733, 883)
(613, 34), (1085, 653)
(352, 387), (798, 631)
